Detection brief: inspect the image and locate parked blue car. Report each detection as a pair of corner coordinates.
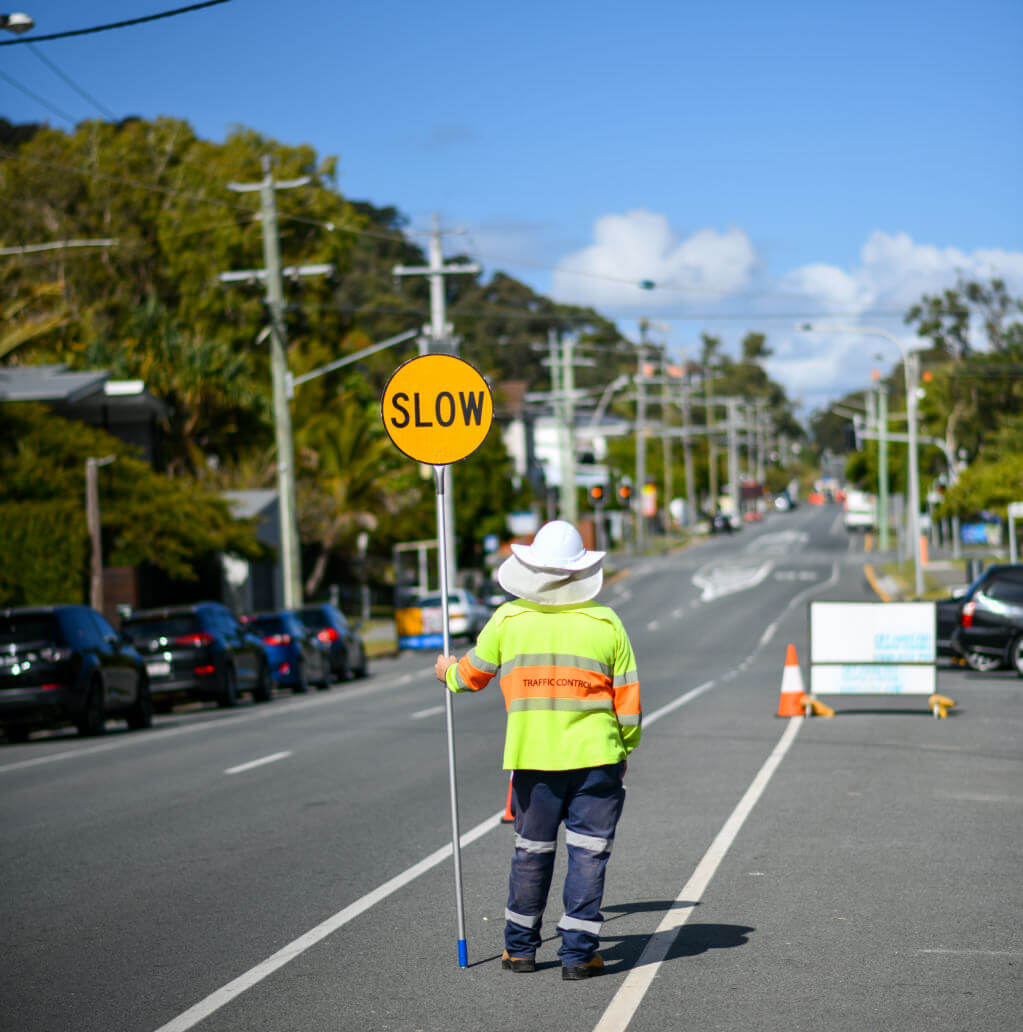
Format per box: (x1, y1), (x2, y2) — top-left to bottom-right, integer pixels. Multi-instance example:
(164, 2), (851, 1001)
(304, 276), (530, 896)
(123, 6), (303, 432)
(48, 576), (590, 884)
(242, 612), (331, 692)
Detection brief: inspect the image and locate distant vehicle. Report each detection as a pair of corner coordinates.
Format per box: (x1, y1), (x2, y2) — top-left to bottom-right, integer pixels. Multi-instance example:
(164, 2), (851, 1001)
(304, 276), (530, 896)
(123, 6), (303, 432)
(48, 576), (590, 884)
(121, 602), (272, 709)
(478, 579), (515, 609)
(951, 564), (1023, 675)
(935, 593), (966, 663)
(296, 603), (368, 681)
(417, 589), (490, 639)
(709, 513), (737, 535)
(843, 490), (877, 532)
(243, 611), (331, 692)
(1, 605), (151, 742)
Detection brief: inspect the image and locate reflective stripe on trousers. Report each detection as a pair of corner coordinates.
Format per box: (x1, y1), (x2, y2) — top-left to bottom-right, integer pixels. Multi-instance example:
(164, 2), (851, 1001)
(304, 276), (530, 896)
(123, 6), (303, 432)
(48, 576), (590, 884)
(504, 764), (626, 967)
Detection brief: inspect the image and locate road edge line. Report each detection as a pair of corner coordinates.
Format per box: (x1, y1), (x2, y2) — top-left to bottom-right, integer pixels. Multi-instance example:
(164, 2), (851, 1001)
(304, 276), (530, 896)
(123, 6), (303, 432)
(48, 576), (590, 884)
(151, 811), (504, 1032)
(593, 717), (805, 1032)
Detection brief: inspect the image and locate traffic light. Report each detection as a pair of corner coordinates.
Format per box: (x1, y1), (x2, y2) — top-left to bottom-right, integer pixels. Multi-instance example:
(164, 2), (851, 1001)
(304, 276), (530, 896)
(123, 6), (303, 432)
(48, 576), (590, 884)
(617, 483), (632, 505)
(590, 484), (605, 505)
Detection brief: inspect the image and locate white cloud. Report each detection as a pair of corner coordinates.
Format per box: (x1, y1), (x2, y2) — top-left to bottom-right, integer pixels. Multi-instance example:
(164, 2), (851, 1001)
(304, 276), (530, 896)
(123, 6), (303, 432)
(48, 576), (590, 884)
(551, 210), (756, 308)
(548, 214), (1023, 416)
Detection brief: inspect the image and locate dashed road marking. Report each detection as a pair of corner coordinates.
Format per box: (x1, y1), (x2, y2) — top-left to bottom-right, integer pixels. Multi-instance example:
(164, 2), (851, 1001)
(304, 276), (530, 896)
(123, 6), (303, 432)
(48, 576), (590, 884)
(224, 751), (291, 776)
(411, 705), (445, 719)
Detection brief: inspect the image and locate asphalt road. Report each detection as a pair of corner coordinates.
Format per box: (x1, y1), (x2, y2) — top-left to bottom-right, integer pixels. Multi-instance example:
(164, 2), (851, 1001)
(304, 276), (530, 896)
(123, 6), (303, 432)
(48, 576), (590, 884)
(2, 504), (1020, 1032)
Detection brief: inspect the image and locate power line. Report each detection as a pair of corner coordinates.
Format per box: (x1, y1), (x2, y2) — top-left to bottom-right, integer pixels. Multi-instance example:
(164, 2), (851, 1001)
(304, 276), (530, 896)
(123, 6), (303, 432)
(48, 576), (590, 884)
(26, 42), (118, 121)
(0, 1), (232, 46)
(0, 68), (76, 125)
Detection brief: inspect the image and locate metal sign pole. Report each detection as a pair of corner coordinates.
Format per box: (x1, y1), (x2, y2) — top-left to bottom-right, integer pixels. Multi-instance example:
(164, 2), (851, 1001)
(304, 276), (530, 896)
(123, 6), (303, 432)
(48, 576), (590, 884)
(434, 464), (468, 968)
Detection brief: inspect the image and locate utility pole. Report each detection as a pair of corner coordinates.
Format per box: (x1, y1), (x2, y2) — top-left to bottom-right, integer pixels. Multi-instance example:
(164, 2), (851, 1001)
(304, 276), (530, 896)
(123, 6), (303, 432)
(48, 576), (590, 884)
(906, 351), (924, 597)
(873, 370), (890, 551)
(680, 374), (696, 527)
(726, 398), (741, 522)
(661, 356), (674, 530)
(705, 372), (718, 513)
(634, 321), (650, 553)
(394, 214), (480, 588)
(222, 156), (333, 608)
(561, 331), (578, 524)
(86, 455), (115, 613)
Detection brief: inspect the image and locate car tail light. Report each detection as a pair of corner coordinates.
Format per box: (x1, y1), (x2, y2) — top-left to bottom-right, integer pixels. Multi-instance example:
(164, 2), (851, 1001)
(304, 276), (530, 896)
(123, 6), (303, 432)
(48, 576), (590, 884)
(262, 634), (292, 646)
(960, 601), (975, 628)
(194, 664), (216, 676)
(317, 627), (339, 643)
(175, 632), (214, 647)
(40, 683), (61, 691)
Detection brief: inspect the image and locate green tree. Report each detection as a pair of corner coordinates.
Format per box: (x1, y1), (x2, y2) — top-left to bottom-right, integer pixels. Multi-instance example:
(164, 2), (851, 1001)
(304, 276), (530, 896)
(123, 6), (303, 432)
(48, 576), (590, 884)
(0, 404), (264, 604)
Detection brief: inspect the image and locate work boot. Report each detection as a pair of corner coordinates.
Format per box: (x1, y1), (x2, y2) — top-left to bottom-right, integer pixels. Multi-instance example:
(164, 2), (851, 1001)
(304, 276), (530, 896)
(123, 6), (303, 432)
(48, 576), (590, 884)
(501, 949), (536, 973)
(562, 953), (604, 980)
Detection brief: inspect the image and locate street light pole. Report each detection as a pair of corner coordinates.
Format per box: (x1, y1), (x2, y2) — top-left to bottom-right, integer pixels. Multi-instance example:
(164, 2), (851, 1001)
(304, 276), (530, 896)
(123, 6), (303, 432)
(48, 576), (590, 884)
(86, 455), (115, 613)
(872, 369), (890, 552)
(801, 324), (924, 597)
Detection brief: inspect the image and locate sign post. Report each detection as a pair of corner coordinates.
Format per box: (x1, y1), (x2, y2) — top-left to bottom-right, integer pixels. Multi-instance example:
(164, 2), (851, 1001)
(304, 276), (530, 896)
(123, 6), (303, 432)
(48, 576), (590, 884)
(381, 354), (494, 968)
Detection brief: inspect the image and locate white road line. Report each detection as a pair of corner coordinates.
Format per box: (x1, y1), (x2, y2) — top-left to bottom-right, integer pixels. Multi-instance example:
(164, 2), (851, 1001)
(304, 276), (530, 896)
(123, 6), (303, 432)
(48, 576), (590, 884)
(646, 620), (660, 632)
(593, 717), (804, 1032)
(757, 561), (839, 652)
(152, 811), (504, 1032)
(0, 672), (410, 776)
(643, 680), (716, 728)
(411, 705), (445, 719)
(397, 673), (414, 685)
(154, 674), (722, 1031)
(224, 751), (291, 776)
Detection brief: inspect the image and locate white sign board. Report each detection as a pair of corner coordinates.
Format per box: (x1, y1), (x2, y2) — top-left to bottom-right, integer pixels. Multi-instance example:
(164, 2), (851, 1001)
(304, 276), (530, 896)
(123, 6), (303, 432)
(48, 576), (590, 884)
(810, 602), (936, 695)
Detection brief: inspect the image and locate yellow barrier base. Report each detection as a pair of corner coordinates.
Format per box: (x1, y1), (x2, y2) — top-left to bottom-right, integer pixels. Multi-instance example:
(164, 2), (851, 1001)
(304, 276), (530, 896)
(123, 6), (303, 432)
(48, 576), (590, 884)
(803, 696), (835, 718)
(929, 693), (956, 719)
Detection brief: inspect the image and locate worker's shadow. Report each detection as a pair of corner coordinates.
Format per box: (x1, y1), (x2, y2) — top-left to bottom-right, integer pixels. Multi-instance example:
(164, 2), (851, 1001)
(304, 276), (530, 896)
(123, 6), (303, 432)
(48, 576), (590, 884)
(505, 902), (753, 974)
(599, 901), (754, 973)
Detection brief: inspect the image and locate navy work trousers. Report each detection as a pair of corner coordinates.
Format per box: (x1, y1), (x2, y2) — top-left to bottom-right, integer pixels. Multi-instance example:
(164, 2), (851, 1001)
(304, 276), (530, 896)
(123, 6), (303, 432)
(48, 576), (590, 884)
(505, 763), (626, 967)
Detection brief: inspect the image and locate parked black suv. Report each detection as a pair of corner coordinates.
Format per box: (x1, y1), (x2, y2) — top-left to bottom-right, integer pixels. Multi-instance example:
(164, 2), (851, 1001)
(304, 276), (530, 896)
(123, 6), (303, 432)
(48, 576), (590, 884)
(121, 602), (272, 709)
(951, 564), (1023, 675)
(1, 605), (151, 741)
(296, 603), (368, 681)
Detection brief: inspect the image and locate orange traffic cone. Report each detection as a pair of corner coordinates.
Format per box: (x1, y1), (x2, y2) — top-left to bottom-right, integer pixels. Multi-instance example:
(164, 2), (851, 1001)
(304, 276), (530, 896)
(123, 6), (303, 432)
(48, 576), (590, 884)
(777, 644), (807, 717)
(501, 773), (515, 823)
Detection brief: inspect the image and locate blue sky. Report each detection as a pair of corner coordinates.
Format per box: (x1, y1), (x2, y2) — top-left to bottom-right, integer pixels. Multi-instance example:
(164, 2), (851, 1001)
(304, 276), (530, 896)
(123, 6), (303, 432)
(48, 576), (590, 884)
(2, 0), (1022, 412)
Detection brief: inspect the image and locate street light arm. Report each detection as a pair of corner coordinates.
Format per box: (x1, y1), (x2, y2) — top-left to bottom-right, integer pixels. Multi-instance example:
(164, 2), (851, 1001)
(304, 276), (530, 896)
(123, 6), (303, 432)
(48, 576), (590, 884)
(290, 328), (419, 390)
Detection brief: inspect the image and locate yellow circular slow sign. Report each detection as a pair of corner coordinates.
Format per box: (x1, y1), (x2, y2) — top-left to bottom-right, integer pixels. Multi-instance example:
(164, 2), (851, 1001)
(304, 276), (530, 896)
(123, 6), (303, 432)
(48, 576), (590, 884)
(381, 354), (493, 465)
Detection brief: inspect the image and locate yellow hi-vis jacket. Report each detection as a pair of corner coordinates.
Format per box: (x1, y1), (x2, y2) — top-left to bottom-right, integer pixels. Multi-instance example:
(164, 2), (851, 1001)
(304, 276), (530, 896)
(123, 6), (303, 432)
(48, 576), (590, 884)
(445, 600), (641, 771)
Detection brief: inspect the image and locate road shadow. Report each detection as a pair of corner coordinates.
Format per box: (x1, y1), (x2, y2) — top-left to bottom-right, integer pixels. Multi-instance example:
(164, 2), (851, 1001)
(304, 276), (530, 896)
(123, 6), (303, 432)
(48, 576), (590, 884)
(827, 707), (957, 717)
(470, 901), (754, 975)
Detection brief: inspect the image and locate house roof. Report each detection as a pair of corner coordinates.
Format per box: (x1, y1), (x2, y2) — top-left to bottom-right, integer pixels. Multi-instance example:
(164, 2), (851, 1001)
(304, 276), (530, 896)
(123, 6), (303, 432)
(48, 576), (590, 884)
(0, 363), (109, 403)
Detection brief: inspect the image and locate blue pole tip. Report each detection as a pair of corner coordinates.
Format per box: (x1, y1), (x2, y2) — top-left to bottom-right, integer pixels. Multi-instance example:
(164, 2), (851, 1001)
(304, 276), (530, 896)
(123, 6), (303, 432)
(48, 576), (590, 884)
(457, 940), (468, 967)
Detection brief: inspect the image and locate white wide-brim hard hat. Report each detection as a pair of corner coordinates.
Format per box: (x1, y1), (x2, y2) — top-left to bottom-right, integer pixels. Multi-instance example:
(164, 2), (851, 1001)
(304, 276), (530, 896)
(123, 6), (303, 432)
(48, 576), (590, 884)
(497, 520), (605, 605)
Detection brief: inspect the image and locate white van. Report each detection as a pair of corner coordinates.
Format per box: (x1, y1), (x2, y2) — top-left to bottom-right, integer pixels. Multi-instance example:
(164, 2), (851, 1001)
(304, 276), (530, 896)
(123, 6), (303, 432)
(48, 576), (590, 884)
(843, 490), (877, 532)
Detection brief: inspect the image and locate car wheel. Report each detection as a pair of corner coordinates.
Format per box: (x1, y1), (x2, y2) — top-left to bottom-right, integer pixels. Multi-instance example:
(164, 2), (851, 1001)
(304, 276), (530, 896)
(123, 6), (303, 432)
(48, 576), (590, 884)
(335, 651), (350, 683)
(4, 725), (31, 744)
(292, 658), (309, 693)
(353, 643), (369, 679)
(252, 660), (273, 703)
(315, 654), (331, 690)
(964, 649), (1002, 673)
(75, 679), (106, 737)
(126, 677), (153, 731)
(1011, 635), (1023, 678)
(217, 665), (239, 708)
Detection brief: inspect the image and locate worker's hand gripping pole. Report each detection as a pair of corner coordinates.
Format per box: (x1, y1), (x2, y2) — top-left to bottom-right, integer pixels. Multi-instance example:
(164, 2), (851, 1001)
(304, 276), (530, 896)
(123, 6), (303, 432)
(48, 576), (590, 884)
(435, 465), (468, 967)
